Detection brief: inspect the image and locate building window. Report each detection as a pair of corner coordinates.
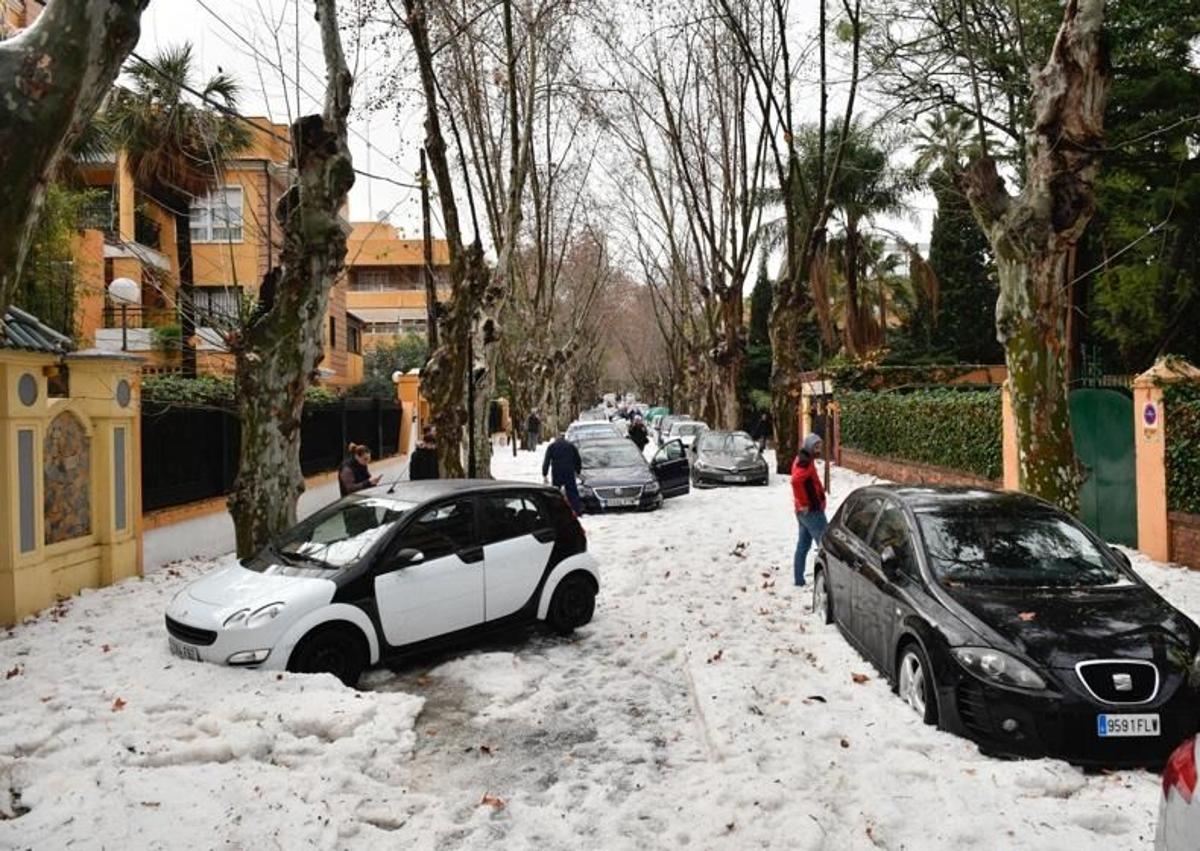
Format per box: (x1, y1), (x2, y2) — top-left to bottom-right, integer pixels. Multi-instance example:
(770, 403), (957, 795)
(329, 315), (337, 348)
(190, 187), (244, 243)
(347, 324), (362, 355)
(192, 286), (244, 325)
(351, 269), (395, 291)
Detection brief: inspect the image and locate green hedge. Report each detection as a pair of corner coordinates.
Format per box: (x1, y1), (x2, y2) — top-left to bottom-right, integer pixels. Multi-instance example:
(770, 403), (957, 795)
(141, 375), (340, 407)
(838, 388), (1002, 480)
(1166, 383), (1200, 514)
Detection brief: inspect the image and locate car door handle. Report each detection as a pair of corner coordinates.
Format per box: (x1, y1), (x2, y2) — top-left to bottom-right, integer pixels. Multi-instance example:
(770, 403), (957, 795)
(458, 546), (484, 564)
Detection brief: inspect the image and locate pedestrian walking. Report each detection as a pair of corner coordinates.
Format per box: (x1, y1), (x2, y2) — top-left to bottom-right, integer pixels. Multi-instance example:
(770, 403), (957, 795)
(339, 442), (382, 496)
(542, 431), (584, 515)
(753, 411), (774, 451)
(409, 428), (439, 481)
(526, 410), (542, 451)
(628, 416), (649, 452)
(790, 433), (827, 586)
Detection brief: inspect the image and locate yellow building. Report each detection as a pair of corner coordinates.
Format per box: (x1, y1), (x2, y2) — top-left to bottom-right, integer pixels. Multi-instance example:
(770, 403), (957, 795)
(77, 118), (363, 386)
(344, 222), (450, 349)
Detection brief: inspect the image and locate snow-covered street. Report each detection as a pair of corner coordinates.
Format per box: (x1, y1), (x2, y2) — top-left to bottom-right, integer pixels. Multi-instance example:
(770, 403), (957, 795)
(3, 447), (1195, 849)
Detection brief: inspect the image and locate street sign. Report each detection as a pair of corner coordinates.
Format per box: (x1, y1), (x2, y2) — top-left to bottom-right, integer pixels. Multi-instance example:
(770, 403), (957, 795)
(1143, 402), (1159, 430)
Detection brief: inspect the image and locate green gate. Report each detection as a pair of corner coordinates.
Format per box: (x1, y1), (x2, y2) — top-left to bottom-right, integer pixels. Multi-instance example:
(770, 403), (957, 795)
(1069, 388), (1137, 546)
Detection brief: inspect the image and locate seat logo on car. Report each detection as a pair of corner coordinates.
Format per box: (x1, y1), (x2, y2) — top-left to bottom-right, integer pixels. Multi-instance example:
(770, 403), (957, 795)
(1112, 672), (1134, 692)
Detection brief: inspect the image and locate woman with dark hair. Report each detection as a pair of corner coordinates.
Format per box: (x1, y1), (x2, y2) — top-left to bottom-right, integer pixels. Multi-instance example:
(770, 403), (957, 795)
(339, 443), (381, 496)
(409, 428), (439, 480)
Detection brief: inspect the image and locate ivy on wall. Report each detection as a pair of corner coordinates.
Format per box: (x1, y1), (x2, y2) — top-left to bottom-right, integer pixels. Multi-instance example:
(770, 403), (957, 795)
(837, 389), (1003, 480)
(1165, 383), (1200, 514)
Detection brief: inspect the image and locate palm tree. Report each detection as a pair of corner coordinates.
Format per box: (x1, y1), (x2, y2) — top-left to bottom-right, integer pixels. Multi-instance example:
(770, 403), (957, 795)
(105, 44), (251, 375)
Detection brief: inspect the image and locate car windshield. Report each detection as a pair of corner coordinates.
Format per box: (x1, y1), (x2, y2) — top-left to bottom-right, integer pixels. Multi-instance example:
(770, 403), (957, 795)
(917, 507), (1127, 588)
(698, 433), (757, 454)
(259, 497), (416, 572)
(674, 423), (705, 436)
(580, 442), (646, 469)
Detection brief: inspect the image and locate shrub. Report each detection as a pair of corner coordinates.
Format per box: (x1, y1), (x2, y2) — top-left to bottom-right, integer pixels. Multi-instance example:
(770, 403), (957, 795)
(142, 374), (344, 407)
(1165, 383), (1200, 514)
(838, 388), (1002, 480)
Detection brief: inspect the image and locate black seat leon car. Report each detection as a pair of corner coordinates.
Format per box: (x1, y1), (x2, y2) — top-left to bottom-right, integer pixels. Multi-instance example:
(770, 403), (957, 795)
(813, 485), (1200, 768)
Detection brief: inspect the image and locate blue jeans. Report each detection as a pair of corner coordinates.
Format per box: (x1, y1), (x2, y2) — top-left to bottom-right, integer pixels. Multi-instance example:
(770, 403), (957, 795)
(556, 477), (583, 515)
(794, 510), (828, 585)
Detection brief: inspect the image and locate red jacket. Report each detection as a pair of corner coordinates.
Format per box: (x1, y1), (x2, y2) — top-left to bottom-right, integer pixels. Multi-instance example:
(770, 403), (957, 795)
(791, 453), (826, 512)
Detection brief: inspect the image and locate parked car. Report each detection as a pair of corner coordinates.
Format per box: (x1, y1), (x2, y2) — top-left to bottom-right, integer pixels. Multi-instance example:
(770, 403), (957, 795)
(665, 420), (708, 449)
(576, 438), (682, 513)
(690, 430), (769, 486)
(812, 485), (1200, 767)
(164, 480), (600, 686)
(566, 420), (623, 443)
(656, 414), (692, 444)
(1158, 735), (1200, 849)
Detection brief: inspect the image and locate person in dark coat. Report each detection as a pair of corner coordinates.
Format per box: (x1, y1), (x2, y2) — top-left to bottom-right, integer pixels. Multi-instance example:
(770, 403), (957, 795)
(542, 432), (583, 514)
(753, 411), (774, 451)
(339, 443), (381, 496)
(409, 428), (439, 481)
(526, 410), (542, 452)
(790, 433), (827, 586)
(628, 417), (649, 452)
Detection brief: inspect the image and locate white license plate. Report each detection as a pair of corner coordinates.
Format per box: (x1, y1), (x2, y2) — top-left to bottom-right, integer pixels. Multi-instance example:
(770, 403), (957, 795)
(726, 475), (747, 482)
(1097, 713), (1160, 737)
(605, 497), (638, 507)
(168, 637), (202, 662)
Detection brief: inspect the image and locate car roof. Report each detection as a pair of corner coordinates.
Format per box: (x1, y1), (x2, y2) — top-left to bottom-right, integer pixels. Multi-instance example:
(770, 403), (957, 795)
(356, 478), (559, 504)
(851, 484), (1055, 514)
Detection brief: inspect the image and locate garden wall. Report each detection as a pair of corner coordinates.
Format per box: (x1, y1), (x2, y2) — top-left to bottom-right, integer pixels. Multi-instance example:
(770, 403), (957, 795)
(1165, 383), (1200, 567)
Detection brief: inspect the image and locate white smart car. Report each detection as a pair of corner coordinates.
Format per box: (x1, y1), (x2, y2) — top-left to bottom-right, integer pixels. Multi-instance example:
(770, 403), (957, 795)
(164, 480), (600, 685)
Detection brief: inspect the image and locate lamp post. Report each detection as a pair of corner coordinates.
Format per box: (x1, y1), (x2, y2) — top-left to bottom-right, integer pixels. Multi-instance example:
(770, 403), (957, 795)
(107, 277), (140, 352)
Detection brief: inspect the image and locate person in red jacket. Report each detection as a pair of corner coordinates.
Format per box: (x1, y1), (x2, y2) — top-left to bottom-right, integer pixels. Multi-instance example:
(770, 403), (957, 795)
(791, 433), (827, 586)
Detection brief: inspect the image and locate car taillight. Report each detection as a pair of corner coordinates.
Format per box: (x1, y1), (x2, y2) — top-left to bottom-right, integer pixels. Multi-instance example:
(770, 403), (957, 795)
(1163, 737), (1197, 803)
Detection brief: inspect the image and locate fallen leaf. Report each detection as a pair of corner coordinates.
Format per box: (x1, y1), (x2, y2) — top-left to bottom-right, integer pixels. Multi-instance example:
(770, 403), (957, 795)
(101, 644), (112, 653)
(707, 649), (724, 664)
(840, 738), (850, 749)
(5, 665), (22, 679)
(112, 697), (127, 712)
(480, 793), (506, 811)
(664, 570), (671, 579)
(749, 705), (764, 716)
(851, 673), (870, 684)
(1018, 612), (1036, 622)
(805, 695), (827, 703)
(480, 745), (493, 755)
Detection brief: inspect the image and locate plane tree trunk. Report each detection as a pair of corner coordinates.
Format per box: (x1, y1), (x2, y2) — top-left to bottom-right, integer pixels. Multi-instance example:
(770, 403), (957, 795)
(0, 0), (147, 316)
(227, 0), (354, 557)
(960, 0), (1109, 512)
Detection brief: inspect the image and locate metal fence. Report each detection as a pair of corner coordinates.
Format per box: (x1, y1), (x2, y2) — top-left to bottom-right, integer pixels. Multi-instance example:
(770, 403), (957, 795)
(142, 398), (401, 511)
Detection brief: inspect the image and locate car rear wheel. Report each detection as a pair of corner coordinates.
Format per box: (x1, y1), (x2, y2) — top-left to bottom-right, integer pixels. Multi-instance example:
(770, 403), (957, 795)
(288, 625), (366, 687)
(547, 573), (596, 635)
(897, 643), (937, 725)
(812, 569), (833, 624)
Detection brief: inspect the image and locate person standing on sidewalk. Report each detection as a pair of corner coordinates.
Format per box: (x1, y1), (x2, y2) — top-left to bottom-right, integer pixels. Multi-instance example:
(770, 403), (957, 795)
(526, 410), (542, 451)
(790, 433), (827, 586)
(409, 428), (439, 480)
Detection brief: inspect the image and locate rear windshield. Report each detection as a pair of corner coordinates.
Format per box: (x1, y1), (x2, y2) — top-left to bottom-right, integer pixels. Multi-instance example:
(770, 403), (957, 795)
(255, 497), (416, 572)
(917, 507), (1126, 588)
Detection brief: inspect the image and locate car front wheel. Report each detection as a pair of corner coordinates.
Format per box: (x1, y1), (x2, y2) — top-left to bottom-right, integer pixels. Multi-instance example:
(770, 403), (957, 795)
(897, 642), (937, 725)
(547, 573), (596, 634)
(812, 568), (833, 625)
(288, 625), (367, 687)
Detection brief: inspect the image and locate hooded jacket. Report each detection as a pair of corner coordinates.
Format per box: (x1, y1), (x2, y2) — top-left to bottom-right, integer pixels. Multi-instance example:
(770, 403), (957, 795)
(790, 450), (826, 513)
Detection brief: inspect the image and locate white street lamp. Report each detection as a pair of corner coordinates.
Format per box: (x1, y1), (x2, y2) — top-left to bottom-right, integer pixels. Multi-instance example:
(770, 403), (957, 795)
(107, 278), (140, 351)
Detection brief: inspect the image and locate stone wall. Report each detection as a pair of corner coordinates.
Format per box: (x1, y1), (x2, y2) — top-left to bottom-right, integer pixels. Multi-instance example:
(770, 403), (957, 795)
(839, 447), (1002, 490)
(1170, 512), (1200, 570)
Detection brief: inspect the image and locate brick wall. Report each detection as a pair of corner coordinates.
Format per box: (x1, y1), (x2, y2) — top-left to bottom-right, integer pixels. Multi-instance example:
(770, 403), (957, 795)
(1170, 512), (1200, 570)
(839, 447), (1002, 489)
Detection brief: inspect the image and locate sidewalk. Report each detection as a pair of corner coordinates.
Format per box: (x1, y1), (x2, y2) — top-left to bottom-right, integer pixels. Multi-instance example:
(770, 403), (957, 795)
(142, 455), (410, 573)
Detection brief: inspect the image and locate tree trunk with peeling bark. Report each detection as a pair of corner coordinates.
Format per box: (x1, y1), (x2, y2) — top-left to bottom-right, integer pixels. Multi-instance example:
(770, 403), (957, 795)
(960, 0), (1109, 512)
(227, 0), (355, 558)
(0, 0), (147, 318)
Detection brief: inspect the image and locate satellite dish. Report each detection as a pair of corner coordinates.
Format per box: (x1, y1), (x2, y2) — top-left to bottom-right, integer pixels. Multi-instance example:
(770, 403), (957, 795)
(107, 277), (141, 305)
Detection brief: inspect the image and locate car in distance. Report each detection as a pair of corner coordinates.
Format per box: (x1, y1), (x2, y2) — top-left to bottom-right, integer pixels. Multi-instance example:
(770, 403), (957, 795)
(655, 414), (692, 444)
(577, 438), (689, 512)
(812, 485), (1200, 767)
(566, 420), (623, 443)
(164, 480), (600, 686)
(690, 430), (769, 486)
(665, 419), (708, 449)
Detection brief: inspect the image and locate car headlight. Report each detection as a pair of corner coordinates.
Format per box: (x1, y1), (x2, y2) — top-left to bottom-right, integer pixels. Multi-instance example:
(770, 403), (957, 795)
(223, 608), (251, 628)
(951, 647), (1046, 691)
(694, 460), (711, 471)
(246, 602), (286, 628)
(645, 480), (660, 494)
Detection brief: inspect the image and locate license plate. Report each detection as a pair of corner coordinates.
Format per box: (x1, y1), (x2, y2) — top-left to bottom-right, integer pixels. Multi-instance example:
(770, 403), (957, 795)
(1097, 713), (1160, 737)
(605, 497), (638, 507)
(726, 475), (747, 482)
(168, 637), (202, 662)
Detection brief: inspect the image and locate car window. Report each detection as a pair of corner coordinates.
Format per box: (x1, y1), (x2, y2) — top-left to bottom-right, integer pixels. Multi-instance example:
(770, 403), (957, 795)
(843, 495), (883, 541)
(480, 495), (547, 544)
(868, 504), (919, 579)
(655, 441), (685, 462)
(268, 497), (416, 571)
(395, 499), (476, 562)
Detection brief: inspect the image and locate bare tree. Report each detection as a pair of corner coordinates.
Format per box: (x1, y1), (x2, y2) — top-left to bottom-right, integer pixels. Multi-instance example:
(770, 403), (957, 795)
(960, 0), (1109, 510)
(0, 0), (148, 319)
(226, 0), (356, 557)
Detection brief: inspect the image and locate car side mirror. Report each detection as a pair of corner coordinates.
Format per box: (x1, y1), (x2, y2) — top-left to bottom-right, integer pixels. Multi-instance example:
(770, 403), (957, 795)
(1110, 546), (1132, 570)
(384, 548), (424, 572)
